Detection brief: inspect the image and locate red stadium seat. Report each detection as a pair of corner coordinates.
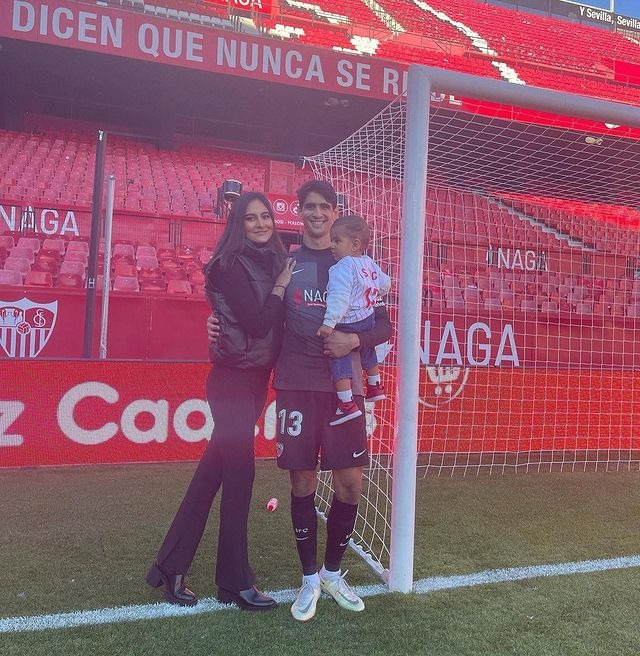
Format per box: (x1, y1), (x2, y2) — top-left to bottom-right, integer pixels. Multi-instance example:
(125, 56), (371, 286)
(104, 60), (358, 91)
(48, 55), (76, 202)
(136, 245), (157, 259)
(160, 258), (181, 270)
(593, 301), (610, 317)
(139, 266), (163, 281)
(24, 271), (53, 287)
(66, 240), (89, 254)
(56, 273), (84, 288)
(520, 298), (538, 313)
(0, 269), (22, 286)
(157, 245), (176, 260)
(189, 269), (205, 285)
(137, 255), (159, 270)
(575, 302), (593, 316)
(65, 251), (89, 266)
(38, 248), (62, 263)
(42, 238), (66, 255)
(10, 246), (35, 264)
(167, 279), (192, 295)
(113, 276), (140, 292)
(3, 257), (31, 280)
(610, 302), (626, 317)
(16, 237), (40, 253)
(483, 296), (502, 312)
(140, 278), (166, 292)
(113, 262), (137, 278)
(164, 267), (188, 281)
(113, 243), (135, 259)
(0, 235), (15, 250)
(626, 303), (640, 318)
(60, 261), (86, 278)
(177, 245), (197, 262)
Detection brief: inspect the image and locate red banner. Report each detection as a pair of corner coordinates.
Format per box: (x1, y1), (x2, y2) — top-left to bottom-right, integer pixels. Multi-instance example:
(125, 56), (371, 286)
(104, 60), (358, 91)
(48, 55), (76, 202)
(2, 360), (638, 468)
(416, 367), (640, 454)
(1, 0), (409, 101)
(3, 0), (640, 138)
(0, 360), (273, 467)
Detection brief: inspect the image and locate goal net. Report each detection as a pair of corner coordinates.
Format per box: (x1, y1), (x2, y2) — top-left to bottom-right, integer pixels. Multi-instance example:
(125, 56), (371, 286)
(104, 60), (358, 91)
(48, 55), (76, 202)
(305, 67), (640, 585)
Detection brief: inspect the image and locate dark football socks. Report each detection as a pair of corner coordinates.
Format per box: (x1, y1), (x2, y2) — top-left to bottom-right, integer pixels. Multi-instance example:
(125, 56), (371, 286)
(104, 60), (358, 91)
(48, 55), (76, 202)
(290, 491), (318, 576)
(324, 496), (358, 572)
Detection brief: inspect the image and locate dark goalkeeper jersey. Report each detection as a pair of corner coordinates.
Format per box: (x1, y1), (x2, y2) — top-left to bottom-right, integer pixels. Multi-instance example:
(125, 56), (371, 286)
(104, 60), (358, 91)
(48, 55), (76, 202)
(274, 244), (392, 394)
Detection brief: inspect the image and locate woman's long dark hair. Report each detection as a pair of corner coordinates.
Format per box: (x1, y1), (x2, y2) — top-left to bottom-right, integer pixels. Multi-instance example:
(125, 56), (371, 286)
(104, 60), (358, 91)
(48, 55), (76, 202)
(207, 191), (287, 277)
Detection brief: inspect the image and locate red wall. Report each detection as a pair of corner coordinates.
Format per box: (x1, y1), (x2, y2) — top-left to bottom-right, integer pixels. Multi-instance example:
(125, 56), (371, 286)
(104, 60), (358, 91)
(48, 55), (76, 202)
(2, 290), (640, 365)
(0, 289), (212, 360)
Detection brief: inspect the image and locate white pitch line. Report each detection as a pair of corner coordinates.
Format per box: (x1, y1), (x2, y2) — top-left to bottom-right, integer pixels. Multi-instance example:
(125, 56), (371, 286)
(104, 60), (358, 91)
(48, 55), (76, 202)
(2, 555), (639, 634)
(413, 554), (640, 593)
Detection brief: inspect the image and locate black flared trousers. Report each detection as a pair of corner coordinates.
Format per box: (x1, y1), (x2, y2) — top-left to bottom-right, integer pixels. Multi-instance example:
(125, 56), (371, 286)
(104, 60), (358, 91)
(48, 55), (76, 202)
(153, 365), (270, 591)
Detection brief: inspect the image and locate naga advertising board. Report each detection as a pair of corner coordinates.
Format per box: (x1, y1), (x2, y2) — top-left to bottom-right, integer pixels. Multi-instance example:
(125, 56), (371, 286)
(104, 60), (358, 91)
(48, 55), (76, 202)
(2, 359), (638, 468)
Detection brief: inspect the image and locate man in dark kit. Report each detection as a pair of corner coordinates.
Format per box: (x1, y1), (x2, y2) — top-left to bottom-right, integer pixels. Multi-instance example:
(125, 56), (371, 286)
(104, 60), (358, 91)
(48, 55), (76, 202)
(210, 179), (391, 621)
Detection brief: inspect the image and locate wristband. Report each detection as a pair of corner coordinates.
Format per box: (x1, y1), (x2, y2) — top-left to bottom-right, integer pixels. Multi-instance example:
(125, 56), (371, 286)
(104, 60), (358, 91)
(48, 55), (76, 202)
(273, 285), (286, 290)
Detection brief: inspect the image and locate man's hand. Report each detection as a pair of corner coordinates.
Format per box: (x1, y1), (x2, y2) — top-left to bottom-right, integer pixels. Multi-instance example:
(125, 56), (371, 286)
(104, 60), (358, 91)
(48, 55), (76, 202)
(323, 331), (359, 358)
(316, 324), (333, 339)
(207, 313), (220, 344)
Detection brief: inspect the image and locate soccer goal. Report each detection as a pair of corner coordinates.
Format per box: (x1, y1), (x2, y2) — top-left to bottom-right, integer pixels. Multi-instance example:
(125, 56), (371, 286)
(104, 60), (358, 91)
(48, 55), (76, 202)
(307, 65), (640, 592)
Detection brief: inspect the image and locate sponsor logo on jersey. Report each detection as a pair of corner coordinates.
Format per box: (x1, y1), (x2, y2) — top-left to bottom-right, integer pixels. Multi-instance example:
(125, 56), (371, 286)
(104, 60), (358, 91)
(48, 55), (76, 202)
(302, 288), (328, 308)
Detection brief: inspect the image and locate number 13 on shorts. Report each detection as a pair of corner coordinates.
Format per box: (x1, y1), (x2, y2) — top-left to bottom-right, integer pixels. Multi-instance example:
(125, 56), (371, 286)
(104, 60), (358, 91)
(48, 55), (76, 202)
(278, 409), (303, 437)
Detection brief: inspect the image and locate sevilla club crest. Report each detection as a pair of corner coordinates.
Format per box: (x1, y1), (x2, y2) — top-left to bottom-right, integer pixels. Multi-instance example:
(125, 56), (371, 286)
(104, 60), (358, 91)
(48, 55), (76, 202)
(0, 298), (58, 358)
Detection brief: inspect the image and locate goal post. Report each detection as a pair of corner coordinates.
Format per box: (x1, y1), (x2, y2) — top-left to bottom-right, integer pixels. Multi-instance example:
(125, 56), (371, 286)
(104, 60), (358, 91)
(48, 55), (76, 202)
(391, 66), (640, 592)
(390, 65), (431, 593)
(308, 64), (640, 593)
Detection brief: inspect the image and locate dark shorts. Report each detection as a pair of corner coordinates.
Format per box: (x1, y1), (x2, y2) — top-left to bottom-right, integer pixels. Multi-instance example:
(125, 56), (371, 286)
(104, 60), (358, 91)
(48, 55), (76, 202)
(275, 390), (368, 472)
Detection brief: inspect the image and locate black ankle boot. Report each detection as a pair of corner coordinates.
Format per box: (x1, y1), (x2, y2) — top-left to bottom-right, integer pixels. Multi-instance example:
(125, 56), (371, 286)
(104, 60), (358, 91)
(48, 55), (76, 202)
(146, 563), (198, 606)
(217, 586), (277, 611)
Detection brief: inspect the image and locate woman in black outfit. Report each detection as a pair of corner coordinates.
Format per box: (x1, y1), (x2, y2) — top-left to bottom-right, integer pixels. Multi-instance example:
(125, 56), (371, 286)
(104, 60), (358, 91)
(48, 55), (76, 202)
(146, 191), (294, 611)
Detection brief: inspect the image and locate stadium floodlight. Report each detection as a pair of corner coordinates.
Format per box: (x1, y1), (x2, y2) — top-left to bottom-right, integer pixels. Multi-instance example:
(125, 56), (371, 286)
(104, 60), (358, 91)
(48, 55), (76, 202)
(306, 64), (640, 594)
(215, 179), (243, 218)
(222, 178), (242, 202)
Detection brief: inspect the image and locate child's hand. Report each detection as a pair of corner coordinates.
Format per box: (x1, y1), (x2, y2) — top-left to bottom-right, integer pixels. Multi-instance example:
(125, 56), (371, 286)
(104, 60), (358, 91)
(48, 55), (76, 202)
(317, 324), (333, 338)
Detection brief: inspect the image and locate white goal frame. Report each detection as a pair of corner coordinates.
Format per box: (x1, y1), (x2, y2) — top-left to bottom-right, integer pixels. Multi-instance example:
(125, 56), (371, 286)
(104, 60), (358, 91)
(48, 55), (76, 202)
(391, 64), (640, 593)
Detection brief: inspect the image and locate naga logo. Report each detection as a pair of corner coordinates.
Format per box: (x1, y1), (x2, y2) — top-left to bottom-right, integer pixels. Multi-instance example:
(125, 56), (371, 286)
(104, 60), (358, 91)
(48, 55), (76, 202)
(0, 298), (57, 358)
(418, 320), (520, 408)
(419, 366), (470, 409)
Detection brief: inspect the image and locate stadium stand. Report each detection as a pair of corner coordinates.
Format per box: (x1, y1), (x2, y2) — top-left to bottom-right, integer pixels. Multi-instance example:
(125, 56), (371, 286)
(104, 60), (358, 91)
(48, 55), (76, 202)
(1, 0), (640, 320)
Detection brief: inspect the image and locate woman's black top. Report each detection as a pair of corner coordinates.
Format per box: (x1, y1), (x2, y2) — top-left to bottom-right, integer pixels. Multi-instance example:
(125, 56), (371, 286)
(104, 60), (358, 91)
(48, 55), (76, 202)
(205, 243), (285, 369)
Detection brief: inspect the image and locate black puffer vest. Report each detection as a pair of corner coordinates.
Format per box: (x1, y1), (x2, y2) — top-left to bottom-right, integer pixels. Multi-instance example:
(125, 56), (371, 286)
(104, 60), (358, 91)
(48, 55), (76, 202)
(206, 245), (282, 369)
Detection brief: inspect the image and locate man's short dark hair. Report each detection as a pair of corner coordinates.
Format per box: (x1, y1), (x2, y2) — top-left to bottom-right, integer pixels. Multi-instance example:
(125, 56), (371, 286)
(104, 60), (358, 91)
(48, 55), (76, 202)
(296, 179), (338, 209)
(330, 214), (370, 250)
